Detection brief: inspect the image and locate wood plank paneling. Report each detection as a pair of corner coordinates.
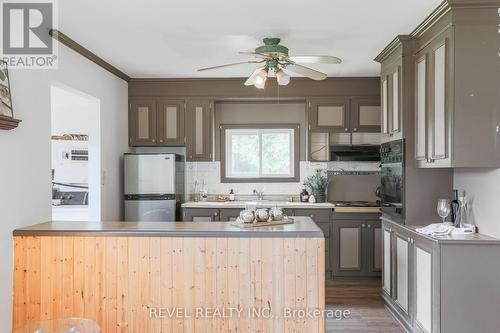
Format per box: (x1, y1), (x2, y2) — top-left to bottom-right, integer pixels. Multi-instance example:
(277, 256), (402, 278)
(13, 236), (325, 333)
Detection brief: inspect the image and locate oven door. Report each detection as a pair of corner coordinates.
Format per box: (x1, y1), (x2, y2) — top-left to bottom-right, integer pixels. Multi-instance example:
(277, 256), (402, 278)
(380, 162), (404, 220)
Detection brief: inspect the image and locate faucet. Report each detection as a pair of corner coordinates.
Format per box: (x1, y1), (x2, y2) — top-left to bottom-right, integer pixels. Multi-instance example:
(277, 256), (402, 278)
(253, 189), (264, 201)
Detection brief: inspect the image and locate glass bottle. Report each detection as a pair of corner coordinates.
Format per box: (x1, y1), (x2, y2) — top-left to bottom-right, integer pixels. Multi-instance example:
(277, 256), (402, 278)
(300, 186), (309, 203)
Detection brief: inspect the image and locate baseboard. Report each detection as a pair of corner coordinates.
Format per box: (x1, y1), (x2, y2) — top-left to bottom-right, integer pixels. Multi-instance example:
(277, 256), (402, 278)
(381, 293), (414, 333)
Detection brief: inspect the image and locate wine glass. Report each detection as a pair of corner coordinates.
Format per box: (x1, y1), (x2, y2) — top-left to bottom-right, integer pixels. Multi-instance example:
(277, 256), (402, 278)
(437, 199), (451, 224)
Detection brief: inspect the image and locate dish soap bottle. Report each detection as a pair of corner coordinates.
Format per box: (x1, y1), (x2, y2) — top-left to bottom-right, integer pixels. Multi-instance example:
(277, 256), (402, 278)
(300, 186), (309, 203)
(229, 189), (235, 201)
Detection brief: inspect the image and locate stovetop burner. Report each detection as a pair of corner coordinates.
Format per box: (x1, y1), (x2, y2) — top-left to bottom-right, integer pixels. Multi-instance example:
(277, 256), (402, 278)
(331, 200), (382, 207)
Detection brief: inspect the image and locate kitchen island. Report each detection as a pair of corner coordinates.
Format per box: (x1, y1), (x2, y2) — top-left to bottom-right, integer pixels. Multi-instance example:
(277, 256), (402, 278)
(12, 217), (325, 332)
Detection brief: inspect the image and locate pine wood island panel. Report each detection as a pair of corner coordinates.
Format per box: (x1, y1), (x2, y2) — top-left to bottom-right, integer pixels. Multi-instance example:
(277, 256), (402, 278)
(13, 236), (325, 333)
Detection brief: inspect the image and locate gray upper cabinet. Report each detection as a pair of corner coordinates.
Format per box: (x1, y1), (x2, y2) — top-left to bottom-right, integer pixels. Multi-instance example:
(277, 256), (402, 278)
(129, 98), (185, 147)
(414, 28), (452, 168)
(186, 98), (213, 161)
(376, 36), (412, 143)
(157, 99), (185, 146)
(411, 3), (500, 168)
(350, 96), (381, 133)
(129, 99), (157, 146)
(309, 97), (350, 133)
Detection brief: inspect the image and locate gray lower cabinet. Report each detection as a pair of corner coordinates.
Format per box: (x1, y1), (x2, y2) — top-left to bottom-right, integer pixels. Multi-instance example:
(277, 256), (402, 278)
(382, 218), (500, 333)
(331, 215), (381, 278)
(182, 208), (219, 221)
(218, 208), (241, 222)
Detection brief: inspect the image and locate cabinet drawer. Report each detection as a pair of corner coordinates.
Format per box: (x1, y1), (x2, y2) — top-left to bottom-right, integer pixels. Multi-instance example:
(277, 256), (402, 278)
(293, 209), (331, 223)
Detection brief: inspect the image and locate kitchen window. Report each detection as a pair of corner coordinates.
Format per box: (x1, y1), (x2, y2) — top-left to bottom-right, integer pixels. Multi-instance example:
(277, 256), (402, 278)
(221, 124), (300, 183)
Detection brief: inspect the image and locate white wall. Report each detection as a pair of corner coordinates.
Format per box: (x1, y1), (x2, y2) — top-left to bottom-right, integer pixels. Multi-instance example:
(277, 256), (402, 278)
(51, 85), (101, 221)
(0, 44), (128, 330)
(454, 169), (500, 238)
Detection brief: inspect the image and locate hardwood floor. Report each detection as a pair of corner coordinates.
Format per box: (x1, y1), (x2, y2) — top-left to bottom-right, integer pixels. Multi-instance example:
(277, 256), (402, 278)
(325, 279), (404, 333)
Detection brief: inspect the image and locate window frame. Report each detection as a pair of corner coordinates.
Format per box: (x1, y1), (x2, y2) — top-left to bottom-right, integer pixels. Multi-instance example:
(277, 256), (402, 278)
(220, 124), (300, 183)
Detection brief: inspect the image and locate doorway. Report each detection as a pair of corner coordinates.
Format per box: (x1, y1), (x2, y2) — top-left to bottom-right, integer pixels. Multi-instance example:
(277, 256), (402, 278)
(50, 84), (101, 221)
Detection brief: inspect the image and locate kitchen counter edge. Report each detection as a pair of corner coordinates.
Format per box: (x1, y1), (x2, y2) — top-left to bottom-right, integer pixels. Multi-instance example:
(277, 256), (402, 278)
(13, 217), (324, 238)
(381, 216), (500, 245)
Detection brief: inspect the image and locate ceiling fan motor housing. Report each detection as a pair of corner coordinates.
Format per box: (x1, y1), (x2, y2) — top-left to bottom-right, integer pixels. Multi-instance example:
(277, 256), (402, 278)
(255, 37), (289, 57)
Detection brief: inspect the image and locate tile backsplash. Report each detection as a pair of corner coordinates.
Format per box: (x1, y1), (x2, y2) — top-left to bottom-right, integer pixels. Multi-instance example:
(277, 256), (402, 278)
(185, 161), (380, 198)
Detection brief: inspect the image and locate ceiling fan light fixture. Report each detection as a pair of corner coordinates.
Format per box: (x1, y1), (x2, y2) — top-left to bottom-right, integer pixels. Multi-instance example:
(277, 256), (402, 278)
(254, 75), (267, 89)
(254, 68), (268, 89)
(276, 69), (290, 86)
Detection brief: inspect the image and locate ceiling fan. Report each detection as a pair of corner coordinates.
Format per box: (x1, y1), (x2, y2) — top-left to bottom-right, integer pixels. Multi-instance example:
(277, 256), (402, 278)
(197, 37), (342, 89)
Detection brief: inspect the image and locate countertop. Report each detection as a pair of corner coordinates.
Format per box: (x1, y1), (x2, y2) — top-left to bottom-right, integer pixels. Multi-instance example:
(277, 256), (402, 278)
(181, 201), (381, 214)
(181, 201), (336, 209)
(13, 216), (323, 238)
(382, 216), (500, 245)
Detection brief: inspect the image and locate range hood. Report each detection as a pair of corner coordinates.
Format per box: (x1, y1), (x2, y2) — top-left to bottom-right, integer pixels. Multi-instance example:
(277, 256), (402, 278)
(330, 145), (380, 162)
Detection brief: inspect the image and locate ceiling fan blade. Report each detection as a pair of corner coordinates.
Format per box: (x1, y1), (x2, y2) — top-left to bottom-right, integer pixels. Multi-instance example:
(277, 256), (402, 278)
(288, 55), (342, 64)
(285, 64), (327, 80)
(197, 61), (261, 72)
(244, 66), (265, 86)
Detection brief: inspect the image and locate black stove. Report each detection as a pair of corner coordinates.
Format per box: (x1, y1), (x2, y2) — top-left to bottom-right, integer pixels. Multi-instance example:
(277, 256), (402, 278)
(331, 201), (382, 207)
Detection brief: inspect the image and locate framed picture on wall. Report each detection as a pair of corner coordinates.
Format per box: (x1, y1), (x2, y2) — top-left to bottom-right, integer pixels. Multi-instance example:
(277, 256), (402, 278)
(0, 60), (20, 130)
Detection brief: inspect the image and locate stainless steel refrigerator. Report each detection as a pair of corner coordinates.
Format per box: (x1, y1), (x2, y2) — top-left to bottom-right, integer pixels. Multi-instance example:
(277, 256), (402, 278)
(124, 153), (184, 221)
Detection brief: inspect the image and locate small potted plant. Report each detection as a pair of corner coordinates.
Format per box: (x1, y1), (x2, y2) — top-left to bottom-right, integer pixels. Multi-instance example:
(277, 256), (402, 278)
(304, 169), (331, 203)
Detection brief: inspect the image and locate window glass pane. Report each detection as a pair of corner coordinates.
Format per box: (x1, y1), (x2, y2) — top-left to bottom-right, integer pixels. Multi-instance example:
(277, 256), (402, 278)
(230, 133), (259, 176)
(261, 132), (291, 176)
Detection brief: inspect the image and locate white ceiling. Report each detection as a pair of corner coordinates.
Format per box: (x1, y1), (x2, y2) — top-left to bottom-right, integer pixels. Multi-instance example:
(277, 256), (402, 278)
(59, 0), (441, 78)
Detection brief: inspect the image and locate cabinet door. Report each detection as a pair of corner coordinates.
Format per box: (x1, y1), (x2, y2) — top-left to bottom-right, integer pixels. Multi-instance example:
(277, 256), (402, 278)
(394, 232), (412, 320)
(186, 99), (213, 161)
(414, 242), (433, 333)
(332, 220), (364, 276)
(390, 67), (402, 135)
(293, 208), (331, 223)
(309, 132), (330, 162)
(415, 54), (428, 163)
(157, 99), (185, 146)
(218, 208), (242, 222)
(366, 221), (382, 275)
(429, 38), (449, 164)
(317, 222), (332, 279)
(350, 97), (381, 133)
(309, 97), (350, 133)
(382, 226), (392, 297)
(381, 76), (390, 140)
(129, 99), (157, 146)
(182, 208), (219, 221)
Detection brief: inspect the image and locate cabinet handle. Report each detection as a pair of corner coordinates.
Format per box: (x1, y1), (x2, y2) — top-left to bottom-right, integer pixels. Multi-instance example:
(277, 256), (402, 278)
(214, 212), (218, 216)
(152, 139), (156, 143)
(353, 128), (357, 132)
(159, 139), (164, 143)
(310, 215), (314, 219)
(362, 224), (366, 228)
(367, 224), (372, 228)
(344, 128), (348, 131)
